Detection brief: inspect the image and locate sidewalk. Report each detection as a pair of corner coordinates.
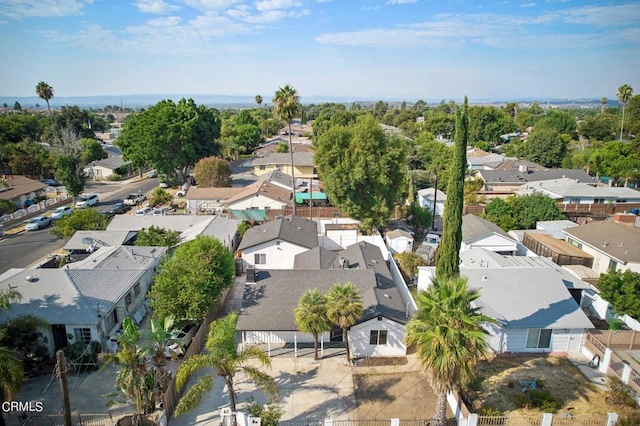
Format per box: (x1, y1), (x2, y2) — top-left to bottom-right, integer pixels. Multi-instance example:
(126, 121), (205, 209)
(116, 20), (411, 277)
(566, 352), (608, 390)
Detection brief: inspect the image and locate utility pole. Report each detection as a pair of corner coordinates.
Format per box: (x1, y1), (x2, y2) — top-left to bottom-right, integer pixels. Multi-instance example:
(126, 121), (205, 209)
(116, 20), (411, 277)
(56, 350), (72, 426)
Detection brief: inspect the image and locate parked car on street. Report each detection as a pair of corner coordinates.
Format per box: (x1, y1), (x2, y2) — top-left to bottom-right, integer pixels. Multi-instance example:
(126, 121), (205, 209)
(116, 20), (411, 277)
(75, 194), (99, 208)
(152, 207), (169, 216)
(25, 216), (52, 231)
(147, 169), (157, 178)
(107, 203), (131, 215)
(40, 179), (61, 187)
(50, 206), (73, 220)
(123, 193), (146, 206)
(135, 207), (153, 216)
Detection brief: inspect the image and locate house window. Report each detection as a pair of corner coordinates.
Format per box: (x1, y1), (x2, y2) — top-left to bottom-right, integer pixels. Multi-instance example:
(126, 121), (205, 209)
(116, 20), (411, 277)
(74, 328), (92, 344)
(313, 167), (318, 175)
(276, 240), (280, 246)
(254, 253), (266, 264)
(125, 292), (134, 307)
(525, 329), (552, 349)
(259, 165), (265, 170)
(134, 282), (141, 297)
(104, 310), (117, 333)
(369, 330), (388, 345)
(608, 259), (618, 271)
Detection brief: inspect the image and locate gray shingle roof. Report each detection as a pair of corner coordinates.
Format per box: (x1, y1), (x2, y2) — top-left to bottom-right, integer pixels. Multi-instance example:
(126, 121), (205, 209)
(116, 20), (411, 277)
(477, 169), (595, 185)
(464, 268), (593, 329)
(257, 170), (294, 190)
(563, 221), (640, 264)
(67, 246), (167, 270)
(107, 215), (211, 232)
(462, 214), (514, 243)
(64, 231), (135, 252)
(238, 215), (318, 250)
(293, 247), (338, 269)
(252, 152), (315, 167)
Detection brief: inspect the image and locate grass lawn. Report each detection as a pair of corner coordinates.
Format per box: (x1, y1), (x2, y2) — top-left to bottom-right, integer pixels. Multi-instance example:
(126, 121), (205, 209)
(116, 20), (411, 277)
(468, 355), (638, 418)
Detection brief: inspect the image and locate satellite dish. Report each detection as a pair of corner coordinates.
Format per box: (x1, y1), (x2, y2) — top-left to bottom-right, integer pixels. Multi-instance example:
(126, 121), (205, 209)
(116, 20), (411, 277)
(81, 237), (94, 245)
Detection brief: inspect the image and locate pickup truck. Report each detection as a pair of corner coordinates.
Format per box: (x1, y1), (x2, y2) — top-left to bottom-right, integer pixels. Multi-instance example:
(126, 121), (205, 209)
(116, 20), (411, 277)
(123, 193), (146, 206)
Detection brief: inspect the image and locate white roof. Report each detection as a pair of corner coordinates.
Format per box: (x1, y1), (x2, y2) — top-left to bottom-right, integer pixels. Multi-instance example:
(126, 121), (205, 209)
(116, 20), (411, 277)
(64, 230), (135, 251)
(518, 178), (640, 200)
(66, 246), (167, 270)
(178, 215), (240, 248)
(417, 188), (447, 201)
(107, 215), (211, 233)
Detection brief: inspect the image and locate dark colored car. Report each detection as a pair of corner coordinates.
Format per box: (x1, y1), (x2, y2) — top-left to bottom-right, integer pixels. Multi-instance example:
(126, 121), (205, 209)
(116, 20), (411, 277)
(108, 203), (131, 214)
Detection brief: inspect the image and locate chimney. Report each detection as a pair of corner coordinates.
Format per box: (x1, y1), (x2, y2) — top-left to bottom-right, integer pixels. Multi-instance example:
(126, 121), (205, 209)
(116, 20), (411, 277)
(246, 265), (256, 283)
(518, 164), (528, 173)
(613, 212), (637, 225)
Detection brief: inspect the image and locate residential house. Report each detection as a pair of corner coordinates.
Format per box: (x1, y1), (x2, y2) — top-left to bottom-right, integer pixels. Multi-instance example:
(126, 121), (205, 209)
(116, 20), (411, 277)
(226, 180), (292, 215)
(517, 177), (640, 207)
(461, 214), (518, 255)
(238, 242), (411, 357)
(0, 246), (166, 356)
(253, 140), (314, 157)
(473, 169), (595, 198)
(417, 248), (594, 353)
(466, 148), (506, 170)
(416, 188), (447, 217)
(63, 230), (136, 253)
(0, 175), (47, 209)
(252, 152), (317, 179)
(535, 220), (579, 238)
(85, 156), (131, 180)
(482, 159), (544, 172)
(185, 187), (244, 214)
(238, 215), (318, 269)
(385, 229), (414, 254)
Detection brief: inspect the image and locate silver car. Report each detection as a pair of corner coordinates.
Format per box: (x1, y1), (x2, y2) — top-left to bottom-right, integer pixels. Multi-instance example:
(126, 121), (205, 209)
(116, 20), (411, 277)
(25, 216), (52, 231)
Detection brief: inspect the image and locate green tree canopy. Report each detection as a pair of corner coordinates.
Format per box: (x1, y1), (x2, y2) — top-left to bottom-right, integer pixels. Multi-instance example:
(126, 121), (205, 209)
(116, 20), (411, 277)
(483, 193), (564, 231)
(294, 289), (333, 360)
(577, 113), (618, 142)
(193, 156), (232, 187)
(326, 282), (363, 362)
(149, 235), (234, 322)
(518, 128), (569, 168)
(534, 110), (577, 137)
(597, 269), (640, 321)
(315, 114), (408, 230)
(80, 138), (108, 164)
(135, 226), (180, 247)
(54, 154), (87, 197)
(467, 106), (515, 147)
(51, 208), (109, 239)
(394, 252), (427, 283)
(117, 98), (221, 182)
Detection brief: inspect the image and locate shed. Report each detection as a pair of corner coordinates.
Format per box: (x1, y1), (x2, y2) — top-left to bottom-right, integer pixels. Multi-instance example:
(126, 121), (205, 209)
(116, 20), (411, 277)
(522, 232), (593, 268)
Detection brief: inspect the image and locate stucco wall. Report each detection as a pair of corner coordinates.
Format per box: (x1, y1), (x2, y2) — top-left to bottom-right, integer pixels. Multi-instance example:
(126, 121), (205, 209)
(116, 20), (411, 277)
(241, 240), (310, 269)
(349, 317), (407, 357)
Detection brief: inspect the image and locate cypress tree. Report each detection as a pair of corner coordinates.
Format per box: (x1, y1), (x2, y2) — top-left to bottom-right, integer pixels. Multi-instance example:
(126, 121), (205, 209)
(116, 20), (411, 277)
(435, 96), (468, 280)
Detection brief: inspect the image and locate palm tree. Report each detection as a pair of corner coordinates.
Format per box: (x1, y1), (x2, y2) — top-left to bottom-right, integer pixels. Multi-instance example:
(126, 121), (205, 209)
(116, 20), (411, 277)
(617, 84), (634, 141)
(273, 84), (301, 215)
(294, 289), (333, 360)
(600, 97), (607, 114)
(255, 94), (263, 109)
(326, 283), (363, 362)
(406, 276), (495, 426)
(35, 81), (55, 137)
(0, 289), (22, 426)
(175, 313), (277, 417)
(143, 315), (176, 403)
(0, 288), (21, 312)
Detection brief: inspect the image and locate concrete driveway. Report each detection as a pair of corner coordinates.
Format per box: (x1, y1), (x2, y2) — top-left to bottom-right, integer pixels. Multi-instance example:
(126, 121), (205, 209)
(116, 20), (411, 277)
(170, 357), (357, 425)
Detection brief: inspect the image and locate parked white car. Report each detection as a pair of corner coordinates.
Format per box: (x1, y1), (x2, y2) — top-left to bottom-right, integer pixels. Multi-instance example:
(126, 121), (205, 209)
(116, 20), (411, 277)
(123, 193), (146, 206)
(75, 194), (99, 208)
(135, 207), (153, 216)
(50, 206), (73, 220)
(25, 216), (52, 231)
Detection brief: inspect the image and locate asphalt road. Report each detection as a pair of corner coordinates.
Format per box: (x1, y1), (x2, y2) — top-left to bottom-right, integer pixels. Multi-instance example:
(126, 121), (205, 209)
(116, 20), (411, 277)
(0, 178), (160, 274)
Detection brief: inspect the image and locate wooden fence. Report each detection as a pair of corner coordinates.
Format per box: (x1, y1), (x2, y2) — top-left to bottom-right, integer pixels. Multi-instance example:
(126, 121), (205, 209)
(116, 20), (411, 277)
(558, 202), (640, 215)
(588, 330), (640, 350)
(162, 287), (231, 418)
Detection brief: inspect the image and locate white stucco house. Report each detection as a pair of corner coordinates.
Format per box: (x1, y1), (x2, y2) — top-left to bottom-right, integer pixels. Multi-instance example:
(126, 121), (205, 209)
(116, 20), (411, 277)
(385, 229), (414, 254)
(462, 214), (518, 255)
(417, 248), (594, 354)
(517, 177), (640, 205)
(238, 242), (411, 357)
(225, 180), (292, 212)
(237, 215), (318, 269)
(417, 188), (447, 217)
(0, 246), (167, 356)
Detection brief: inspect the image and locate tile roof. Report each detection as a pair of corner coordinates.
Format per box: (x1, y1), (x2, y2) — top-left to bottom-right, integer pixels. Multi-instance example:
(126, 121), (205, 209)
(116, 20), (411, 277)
(185, 187), (244, 200)
(238, 215), (318, 250)
(0, 175), (46, 200)
(252, 152), (315, 167)
(563, 221), (640, 264)
(462, 214), (514, 243)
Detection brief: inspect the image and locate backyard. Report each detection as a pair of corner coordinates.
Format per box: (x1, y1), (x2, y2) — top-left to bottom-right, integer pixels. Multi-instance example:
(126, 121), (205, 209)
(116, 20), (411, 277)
(467, 355), (638, 418)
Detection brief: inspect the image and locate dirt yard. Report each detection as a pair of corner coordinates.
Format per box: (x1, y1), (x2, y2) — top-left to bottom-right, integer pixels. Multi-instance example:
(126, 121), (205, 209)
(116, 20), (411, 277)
(470, 355), (637, 417)
(353, 357), (453, 420)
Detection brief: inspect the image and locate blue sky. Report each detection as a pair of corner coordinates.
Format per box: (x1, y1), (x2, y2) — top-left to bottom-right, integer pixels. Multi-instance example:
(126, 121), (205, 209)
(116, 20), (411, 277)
(0, 0), (638, 101)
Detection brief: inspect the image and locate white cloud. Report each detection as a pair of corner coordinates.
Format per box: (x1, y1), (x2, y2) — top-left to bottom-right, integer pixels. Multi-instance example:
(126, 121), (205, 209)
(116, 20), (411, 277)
(386, 0), (418, 4)
(536, 3), (640, 27)
(180, 0), (244, 11)
(0, 0), (93, 19)
(520, 2), (536, 8)
(134, 0), (180, 14)
(255, 0), (302, 12)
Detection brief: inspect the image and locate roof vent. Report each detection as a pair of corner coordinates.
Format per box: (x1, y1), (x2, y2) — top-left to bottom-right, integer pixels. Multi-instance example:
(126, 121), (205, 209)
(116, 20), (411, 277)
(602, 241), (609, 247)
(384, 294), (391, 298)
(482, 276), (488, 281)
(25, 275), (33, 282)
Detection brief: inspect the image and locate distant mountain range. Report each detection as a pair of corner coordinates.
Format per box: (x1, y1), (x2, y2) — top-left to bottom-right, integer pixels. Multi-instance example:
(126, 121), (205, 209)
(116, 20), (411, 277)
(0, 94), (619, 109)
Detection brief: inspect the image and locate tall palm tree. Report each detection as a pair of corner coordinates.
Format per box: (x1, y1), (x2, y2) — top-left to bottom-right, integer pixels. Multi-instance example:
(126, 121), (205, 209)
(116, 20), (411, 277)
(294, 289), (333, 360)
(617, 84), (634, 141)
(255, 94), (263, 109)
(406, 276), (495, 426)
(35, 81), (55, 137)
(273, 84), (301, 215)
(326, 282), (363, 362)
(175, 313), (277, 417)
(143, 315), (176, 403)
(600, 97), (607, 114)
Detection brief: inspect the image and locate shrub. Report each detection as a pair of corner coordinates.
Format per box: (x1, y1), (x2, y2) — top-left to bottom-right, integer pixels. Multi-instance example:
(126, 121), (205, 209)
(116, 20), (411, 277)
(107, 173), (121, 181)
(478, 405), (502, 416)
(237, 222), (250, 239)
(606, 376), (638, 408)
(148, 188), (172, 207)
(245, 396), (284, 426)
(615, 412), (640, 426)
(62, 341), (101, 367)
(515, 389), (560, 412)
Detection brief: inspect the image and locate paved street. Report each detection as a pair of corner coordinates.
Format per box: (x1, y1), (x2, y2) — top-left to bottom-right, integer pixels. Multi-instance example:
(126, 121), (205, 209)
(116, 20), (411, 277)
(0, 177), (159, 274)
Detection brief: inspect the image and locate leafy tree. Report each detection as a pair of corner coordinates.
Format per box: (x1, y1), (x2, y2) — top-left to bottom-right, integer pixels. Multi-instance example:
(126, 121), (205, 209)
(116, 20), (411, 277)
(326, 282), (363, 362)
(598, 269), (640, 321)
(117, 98), (221, 183)
(57, 106), (98, 139)
(315, 114), (408, 230)
(617, 84), (634, 141)
(601, 97), (608, 114)
(276, 142), (288, 153)
(0, 315), (48, 371)
(80, 138), (107, 164)
(294, 289), (333, 360)
(0, 288), (21, 313)
(149, 235), (234, 322)
(237, 222), (249, 239)
(624, 95), (640, 136)
(51, 208), (109, 239)
(423, 112), (455, 139)
(194, 156), (232, 187)
(592, 141), (640, 185)
(55, 154), (86, 197)
(406, 276), (494, 425)
(577, 113), (617, 142)
(35, 81), (55, 135)
(175, 313), (278, 415)
(518, 129), (569, 168)
(260, 118), (283, 138)
(13, 102), (21, 112)
(535, 110), (577, 137)
(0, 288), (23, 424)
(435, 97), (468, 281)
(273, 84), (301, 215)
(148, 188), (173, 207)
(406, 201), (433, 229)
(482, 198), (517, 231)
(255, 94), (263, 109)
(467, 106), (515, 147)
(394, 252), (426, 283)
(483, 194), (563, 231)
(135, 226), (180, 247)
(0, 113), (42, 144)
